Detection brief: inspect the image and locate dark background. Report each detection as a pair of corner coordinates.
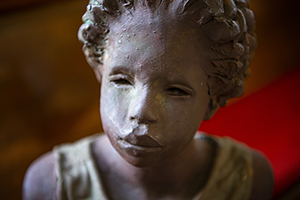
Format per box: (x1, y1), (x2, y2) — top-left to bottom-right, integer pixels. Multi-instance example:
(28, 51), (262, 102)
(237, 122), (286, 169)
(1, 0), (300, 199)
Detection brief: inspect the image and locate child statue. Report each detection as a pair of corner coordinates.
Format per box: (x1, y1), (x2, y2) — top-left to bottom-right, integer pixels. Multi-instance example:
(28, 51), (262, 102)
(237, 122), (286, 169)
(23, 0), (274, 199)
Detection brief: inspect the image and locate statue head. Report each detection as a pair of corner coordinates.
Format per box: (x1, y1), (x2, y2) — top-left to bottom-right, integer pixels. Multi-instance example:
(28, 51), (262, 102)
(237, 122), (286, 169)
(78, 0), (256, 167)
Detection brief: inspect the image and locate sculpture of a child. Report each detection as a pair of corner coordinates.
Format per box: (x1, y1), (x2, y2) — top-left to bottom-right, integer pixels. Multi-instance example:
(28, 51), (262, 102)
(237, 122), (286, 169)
(23, 0), (274, 199)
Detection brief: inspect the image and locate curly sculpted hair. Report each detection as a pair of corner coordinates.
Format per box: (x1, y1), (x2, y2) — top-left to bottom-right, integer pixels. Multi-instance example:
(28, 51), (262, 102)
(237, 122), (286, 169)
(78, 0), (257, 116)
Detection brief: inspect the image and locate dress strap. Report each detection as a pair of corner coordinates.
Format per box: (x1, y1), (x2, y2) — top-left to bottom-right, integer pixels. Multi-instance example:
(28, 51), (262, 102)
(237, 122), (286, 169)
(194, 133), (218, 148)
(53, 134), (108, 200)
(194, 133), (253, 200)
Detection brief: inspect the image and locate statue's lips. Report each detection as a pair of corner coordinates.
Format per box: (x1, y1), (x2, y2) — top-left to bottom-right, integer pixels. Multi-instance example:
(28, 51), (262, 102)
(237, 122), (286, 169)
(116, 126), (162, 155)
(121, 134), (162, 148)
(117, 138), (163, 155)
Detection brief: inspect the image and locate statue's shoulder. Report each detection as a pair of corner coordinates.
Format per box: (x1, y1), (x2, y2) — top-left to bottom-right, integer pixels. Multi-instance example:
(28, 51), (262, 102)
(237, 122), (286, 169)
(215, 136), (274, 200)
(249, 150), (274, 200)
(23, 134), (105, 200)
(23, 151), (56, 200)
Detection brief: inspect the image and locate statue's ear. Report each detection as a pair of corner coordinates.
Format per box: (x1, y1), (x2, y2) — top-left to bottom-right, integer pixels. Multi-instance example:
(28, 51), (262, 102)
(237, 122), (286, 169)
(82, 45), (103, 83)
(88, 60), (102, 83)
(204, 98), (220, 120)
(93, 67), (102, 83)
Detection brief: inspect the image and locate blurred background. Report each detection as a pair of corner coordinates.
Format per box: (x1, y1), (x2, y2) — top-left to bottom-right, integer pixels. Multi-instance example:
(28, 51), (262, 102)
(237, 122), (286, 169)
(0, 0), (299, 199)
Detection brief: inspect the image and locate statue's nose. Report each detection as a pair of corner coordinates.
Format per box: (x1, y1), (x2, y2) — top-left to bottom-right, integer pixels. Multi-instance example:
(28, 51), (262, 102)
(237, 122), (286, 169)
(128, 88), (158, 124)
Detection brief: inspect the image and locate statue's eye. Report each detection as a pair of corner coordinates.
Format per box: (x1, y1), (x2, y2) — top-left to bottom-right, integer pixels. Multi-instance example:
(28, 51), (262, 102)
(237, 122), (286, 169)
(112, 78), (132, 85)
(166, 87), (189, 97)
(110, 74), (133, 87)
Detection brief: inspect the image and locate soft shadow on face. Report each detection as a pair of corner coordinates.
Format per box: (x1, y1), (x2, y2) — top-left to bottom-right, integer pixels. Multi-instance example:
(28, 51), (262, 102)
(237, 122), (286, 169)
(100, 17), (211, 167)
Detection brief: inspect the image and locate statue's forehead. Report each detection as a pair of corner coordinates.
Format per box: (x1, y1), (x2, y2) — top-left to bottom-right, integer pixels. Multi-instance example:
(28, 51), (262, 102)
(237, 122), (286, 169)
(108, 6), (201, 39)
(106, 25), (204, 68)
(110, 15), (166, 40)
(108, 12), (202, 51)
(104, 10), (212, 72)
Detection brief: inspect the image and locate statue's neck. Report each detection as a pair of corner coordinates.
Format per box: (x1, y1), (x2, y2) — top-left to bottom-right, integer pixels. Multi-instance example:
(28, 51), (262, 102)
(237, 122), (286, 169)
(92, 135), (217, 199)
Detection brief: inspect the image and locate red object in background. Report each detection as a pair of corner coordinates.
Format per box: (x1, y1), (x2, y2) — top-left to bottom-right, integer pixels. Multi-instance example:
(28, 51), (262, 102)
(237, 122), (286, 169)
(199, 67), (300, 197)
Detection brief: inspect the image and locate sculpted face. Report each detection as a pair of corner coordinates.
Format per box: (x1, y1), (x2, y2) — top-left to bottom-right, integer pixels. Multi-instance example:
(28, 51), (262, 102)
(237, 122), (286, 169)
(100, 16), (211, 167)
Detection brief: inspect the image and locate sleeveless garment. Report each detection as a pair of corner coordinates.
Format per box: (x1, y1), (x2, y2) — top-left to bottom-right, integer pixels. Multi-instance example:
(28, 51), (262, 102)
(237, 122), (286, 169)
(53, 134), (253, 200)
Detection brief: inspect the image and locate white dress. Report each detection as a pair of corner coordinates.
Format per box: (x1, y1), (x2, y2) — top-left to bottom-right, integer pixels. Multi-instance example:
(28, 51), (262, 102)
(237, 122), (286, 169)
(53, 134), (253, 200)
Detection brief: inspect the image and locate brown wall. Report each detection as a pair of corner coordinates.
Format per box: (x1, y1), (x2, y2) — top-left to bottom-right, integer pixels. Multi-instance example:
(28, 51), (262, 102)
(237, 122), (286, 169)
(0, 0), (61, 13)
(0, 0), (299, 199)
(0, 1), (102, 199)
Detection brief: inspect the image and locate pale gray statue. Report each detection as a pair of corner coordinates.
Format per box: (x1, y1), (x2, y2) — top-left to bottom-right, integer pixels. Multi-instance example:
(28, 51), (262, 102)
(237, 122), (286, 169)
(23, 0), (274, 199)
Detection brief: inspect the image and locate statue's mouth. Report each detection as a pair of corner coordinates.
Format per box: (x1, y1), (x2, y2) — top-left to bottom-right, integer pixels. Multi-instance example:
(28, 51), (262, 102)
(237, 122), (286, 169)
(117, 125), (162, 149)
(117, 137), (162, 155)
(122, 134), (162, 148)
